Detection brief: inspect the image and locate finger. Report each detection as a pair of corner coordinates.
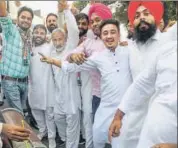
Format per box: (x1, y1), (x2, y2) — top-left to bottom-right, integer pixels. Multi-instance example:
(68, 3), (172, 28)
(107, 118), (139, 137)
(38, 52), (46, 58)
(14, 127), (31, 134)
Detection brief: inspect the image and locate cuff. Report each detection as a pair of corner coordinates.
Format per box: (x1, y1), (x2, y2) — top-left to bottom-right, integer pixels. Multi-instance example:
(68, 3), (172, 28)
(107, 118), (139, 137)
(0, 16), (12, 25)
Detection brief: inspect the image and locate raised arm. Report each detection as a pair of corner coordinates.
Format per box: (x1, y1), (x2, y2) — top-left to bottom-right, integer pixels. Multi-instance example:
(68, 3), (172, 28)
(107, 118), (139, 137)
(58, 0), (79, 49)
(0, 0), (7, 17)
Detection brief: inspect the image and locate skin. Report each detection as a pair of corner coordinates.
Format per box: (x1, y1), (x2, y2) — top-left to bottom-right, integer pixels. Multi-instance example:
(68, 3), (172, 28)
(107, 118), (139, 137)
(46, 15), (58, 33)
(133, 6), (155, 31)
(2, 124), (31, 142)
(51, 31), (66, 49)
(17, 11), (33, 31)
(77, 18), (89, 36)
(90, 13), (102, 36)
(158, 19), (165, 32)
(33, 28), (46, 47)
(100, 24), (120, 52)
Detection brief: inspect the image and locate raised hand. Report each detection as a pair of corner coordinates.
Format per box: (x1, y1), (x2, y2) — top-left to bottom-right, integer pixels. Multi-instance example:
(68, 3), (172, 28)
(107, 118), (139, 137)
(58, 0), (68, 12)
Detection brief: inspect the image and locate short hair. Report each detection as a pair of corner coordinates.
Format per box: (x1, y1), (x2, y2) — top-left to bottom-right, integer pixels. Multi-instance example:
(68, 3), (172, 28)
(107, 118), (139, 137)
(46, 13), (58, 23)
(17, 6), (34, 19)
(33, 24), (47, 34)
(51, 28), (66, 37)
(75, 13), (89, 24)
(99, 19), (120, 33)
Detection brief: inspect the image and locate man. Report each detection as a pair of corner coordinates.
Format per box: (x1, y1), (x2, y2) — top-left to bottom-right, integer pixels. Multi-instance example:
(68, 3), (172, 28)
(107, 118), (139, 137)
(68, 3), (112, 122)
(108, 1), (175, 148)
(127, 21), (134, 40)
(46, 13), (58, 34)
(0, 122), (31, 147)
(0, 1), (33, 112)
(28, 24), (56, 148)
(41, 1), (81, 148)
(109, 41), (177, 148)
(40, 19), (132, 148)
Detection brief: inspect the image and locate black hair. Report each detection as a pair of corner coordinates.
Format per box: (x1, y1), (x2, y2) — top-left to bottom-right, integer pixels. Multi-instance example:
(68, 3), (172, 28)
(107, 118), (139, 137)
(75, 13), (89, 24)
(46, 13), (58, 23)
(33, 24), (47, 34)
(17, 6), (34, 19)
(99, 19), (120, 33)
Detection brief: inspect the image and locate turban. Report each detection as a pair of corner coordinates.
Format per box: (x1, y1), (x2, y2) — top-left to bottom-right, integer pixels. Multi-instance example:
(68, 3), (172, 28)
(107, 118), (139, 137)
(128, 1), (164, 25)
(88, 3), (112, 20)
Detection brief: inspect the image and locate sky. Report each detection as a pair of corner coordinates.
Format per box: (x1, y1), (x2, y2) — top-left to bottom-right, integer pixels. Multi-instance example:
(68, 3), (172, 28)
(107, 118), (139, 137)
(22, 1), (73, 17)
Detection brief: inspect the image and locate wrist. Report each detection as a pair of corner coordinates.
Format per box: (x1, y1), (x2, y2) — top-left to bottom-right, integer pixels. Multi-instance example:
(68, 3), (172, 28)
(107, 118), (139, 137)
(114, 109), (125, 120)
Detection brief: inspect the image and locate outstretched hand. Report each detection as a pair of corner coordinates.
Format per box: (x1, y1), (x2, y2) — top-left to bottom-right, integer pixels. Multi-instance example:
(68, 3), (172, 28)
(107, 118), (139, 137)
(38, 52), (53, 64)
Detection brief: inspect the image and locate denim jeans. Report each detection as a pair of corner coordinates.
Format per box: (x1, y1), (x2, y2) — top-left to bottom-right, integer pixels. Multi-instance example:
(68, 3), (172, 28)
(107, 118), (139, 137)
(92, 95), (101, 123)
(1, 79), (28, 112)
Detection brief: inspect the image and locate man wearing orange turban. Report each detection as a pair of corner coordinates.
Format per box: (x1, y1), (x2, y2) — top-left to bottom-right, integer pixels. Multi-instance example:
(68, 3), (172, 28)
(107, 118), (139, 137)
(109, 1), (177, 148)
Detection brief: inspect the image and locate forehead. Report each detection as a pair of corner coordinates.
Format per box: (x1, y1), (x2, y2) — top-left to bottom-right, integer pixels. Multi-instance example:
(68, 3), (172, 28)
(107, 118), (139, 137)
(33, 27), (46, 33)
(47, 15), (57, 21)
(78, 18), (88, 24)
(136, 5), (149, 13)
(91, 13), (102, 21)
(19, 11), (32, 18)
(52, 31), (65, 38)
(102, 24), (118, 32)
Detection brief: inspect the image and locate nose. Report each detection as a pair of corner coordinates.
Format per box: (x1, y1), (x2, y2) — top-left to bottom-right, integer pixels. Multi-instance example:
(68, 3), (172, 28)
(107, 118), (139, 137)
(140, 13), (146, 21)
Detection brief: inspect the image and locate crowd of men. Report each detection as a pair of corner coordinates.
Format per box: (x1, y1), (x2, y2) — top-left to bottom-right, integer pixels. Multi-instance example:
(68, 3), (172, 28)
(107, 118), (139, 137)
(0, 0), (177, 148)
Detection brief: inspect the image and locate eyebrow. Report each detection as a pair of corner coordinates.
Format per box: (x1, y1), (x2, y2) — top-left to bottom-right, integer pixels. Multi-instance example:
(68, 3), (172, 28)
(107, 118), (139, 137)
(136, 8), (148, 13)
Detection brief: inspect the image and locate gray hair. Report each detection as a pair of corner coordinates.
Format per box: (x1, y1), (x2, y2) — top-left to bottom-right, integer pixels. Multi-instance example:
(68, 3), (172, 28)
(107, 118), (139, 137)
(51, 28), (66, 37)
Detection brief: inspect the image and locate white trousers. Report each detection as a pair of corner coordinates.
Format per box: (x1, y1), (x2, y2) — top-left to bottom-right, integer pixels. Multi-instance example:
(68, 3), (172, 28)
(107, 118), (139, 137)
(32, 107), (56, 139)
(80, 71), (93, 148)
(54, 110), (80, 148)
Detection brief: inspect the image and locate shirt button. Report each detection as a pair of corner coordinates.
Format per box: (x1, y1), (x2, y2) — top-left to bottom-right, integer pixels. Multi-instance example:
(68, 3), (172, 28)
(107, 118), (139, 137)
(117, 70), (119, 72)
(115, 62), (118, 64)
(113, 54), (115, 56)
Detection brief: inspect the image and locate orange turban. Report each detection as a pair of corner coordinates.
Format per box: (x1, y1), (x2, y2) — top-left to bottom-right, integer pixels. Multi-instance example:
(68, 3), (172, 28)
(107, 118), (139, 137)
(128, 1), (164, 25)
(88, 3), (112, 21)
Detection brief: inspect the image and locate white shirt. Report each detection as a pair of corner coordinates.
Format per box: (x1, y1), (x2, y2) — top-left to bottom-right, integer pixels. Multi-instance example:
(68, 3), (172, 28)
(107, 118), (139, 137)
(119, 41), (177, 113)
(29, 43), (55, 110)
(62, 45), (133, 113)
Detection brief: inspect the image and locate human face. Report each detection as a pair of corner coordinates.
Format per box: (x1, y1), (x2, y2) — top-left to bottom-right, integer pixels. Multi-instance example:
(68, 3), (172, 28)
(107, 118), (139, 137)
(17, 11), (33, 31)
(46, 15), (58, 33)
(101, 24), (120, 51)
(33, 28), (46, 47)
(90, 13), (102, 36)
(133, 6), (155, 31)
(52, 31), (66, 49)
(133, 6), (156, 43)
(77, 18), (89, 37)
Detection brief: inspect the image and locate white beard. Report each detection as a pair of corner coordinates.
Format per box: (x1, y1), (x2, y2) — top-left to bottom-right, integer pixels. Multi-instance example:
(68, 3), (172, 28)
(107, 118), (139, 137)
(56, 46), (65, 52)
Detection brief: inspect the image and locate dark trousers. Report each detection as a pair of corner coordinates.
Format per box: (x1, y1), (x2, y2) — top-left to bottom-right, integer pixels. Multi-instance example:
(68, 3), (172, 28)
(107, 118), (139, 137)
(92, 95), (101, 123)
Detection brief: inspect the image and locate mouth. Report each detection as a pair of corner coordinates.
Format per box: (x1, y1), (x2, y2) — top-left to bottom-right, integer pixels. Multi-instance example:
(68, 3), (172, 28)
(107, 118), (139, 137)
(139, 22), (149, 30)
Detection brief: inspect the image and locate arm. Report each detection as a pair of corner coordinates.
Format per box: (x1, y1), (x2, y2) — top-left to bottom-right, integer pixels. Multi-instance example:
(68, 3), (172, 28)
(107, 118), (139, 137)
(109, 57), (157, 142)
(0, 0), (7, 17)
(0, 0), (13, 36)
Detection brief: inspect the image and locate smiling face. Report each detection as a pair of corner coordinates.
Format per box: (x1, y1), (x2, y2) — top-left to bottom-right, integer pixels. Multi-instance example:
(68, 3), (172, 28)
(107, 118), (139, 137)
(33, 27), (46, 47)
(90, 13), (103, 36)
(46, 15), (58, 33)
(17, 11), (33, 31)
(101, 24), (120, 51)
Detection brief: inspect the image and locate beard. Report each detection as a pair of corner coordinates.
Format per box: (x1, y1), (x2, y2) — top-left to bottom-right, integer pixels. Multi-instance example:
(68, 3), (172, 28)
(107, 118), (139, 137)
(127, 31), (134, 39)
(54, 44), (65, 53)
(79, 29), (88, 38)
(33, 37), (46, 47)
(135, 20), (156, 43)
(47, 24), (57, 33)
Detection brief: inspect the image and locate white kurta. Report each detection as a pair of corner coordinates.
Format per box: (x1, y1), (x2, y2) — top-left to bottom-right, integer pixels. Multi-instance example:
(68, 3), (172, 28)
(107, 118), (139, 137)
(115, 30), (176, 148)
(118, 42), (177, 148)
(62, 45), (133, 147)
(29, 43), (55, 110)
(52, 9), (81, 115)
